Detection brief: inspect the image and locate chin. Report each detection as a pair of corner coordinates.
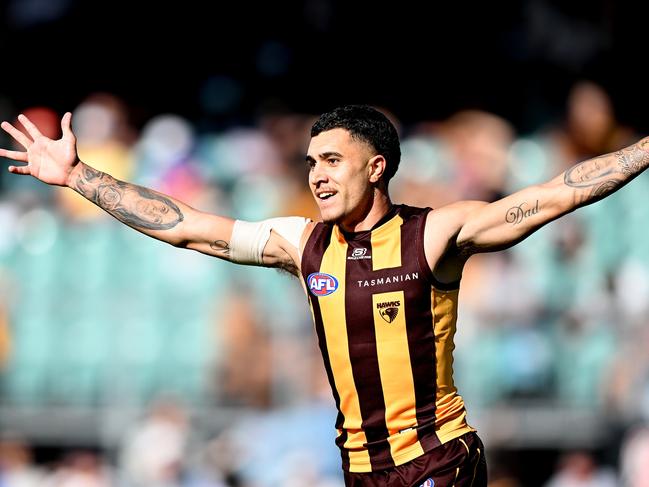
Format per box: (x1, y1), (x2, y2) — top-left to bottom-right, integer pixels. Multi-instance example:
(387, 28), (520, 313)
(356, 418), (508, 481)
(319, 208), (342, 224)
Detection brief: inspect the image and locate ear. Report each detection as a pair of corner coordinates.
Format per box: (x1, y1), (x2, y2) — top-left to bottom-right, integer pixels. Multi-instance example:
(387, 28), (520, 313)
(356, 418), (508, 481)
(367, 155), (386, 183)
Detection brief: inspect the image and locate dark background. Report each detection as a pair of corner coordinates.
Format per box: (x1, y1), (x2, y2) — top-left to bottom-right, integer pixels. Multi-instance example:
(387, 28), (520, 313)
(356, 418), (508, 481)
(2, 0), (648, 133)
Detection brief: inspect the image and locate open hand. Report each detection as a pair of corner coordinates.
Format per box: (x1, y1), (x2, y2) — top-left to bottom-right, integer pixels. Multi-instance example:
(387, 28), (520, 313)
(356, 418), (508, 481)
(0, 112), (79, 187)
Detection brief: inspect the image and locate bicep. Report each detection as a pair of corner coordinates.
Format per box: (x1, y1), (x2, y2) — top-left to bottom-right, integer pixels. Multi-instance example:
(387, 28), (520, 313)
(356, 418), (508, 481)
(455, 174), (573, 255)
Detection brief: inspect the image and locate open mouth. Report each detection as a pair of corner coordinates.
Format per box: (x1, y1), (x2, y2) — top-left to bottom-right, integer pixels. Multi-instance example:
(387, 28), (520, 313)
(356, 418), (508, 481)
(318, 192), (336, 200)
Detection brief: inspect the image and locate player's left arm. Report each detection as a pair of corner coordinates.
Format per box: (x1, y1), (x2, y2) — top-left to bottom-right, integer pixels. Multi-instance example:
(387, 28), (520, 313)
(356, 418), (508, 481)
(454, 136), (649, 255)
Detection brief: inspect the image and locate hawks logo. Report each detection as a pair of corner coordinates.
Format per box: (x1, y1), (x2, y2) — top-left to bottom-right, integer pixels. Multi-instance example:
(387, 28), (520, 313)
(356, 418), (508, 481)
(307, 272), (339, 296)
(376, 300), (401, 323)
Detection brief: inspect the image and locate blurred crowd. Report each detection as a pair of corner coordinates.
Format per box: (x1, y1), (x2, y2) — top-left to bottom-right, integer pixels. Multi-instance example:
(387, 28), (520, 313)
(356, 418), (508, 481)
(1, 80), (649, 486)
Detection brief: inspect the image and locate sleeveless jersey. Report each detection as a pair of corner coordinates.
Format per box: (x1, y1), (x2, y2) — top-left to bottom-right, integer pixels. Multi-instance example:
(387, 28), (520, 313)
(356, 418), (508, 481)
(301, 204), (474, 473)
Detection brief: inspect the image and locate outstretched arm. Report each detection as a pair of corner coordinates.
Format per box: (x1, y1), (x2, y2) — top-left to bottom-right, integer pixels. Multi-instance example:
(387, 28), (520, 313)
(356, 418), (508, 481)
(447, 137), (649, 256)
(0, 113), (301, 272)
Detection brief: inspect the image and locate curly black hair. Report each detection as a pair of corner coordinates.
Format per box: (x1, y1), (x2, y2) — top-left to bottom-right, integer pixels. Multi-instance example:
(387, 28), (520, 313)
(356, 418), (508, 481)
(311, 105), (401, 183)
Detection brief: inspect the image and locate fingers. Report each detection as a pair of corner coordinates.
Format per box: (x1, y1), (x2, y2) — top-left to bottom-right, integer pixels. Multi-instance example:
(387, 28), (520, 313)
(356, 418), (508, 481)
(0, 148), (28, 162)
(61, 112), (73, 137)
(17, 113), (42, 140)
(1, 120), (32, 149)
(8, 164), (31, 176)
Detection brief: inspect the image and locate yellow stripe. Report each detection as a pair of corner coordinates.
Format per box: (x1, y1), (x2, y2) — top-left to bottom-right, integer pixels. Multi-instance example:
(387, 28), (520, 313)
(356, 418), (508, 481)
(432, 288), (475, 443)
(320, 227), (370, 468)
(373, 289), (423, 461)
(371, 215), (402, 271)
(432, 289), (459, 401)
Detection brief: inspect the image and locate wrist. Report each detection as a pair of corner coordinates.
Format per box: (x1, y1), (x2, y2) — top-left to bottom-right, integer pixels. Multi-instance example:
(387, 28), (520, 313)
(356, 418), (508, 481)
(66, 160), (84, 189)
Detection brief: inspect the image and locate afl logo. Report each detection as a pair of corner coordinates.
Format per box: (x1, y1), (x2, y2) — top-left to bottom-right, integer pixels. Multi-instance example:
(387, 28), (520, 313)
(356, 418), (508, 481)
(418, 479), (434, 487)
(308, 272), (339, 296)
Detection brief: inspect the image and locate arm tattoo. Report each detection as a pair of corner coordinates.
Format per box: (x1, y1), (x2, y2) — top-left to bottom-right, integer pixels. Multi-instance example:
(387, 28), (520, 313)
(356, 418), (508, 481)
(563, 155), (616, 188)
(563, 139), (649, 203)
(617, 140), (649, 175)
(74, 165), (184, 230)
(210, 240), (230, 255)
(505, 200), (540, 225)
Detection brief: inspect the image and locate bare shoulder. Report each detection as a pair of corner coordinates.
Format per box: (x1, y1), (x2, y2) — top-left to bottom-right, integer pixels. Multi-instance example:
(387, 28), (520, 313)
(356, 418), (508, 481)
(424, 200), (488, 244)
(423, 200), (488, 284)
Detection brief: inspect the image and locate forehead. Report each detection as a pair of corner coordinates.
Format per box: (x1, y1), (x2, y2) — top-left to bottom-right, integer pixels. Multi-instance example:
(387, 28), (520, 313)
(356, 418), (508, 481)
(307, 128), (372, 157)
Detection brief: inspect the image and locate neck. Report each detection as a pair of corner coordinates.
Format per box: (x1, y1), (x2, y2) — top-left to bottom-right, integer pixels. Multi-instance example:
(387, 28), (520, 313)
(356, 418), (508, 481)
(339, 188), (393, 233)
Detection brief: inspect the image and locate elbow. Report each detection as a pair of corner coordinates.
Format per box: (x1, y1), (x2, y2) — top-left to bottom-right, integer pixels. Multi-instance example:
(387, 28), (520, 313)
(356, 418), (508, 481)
(171, 238), (190, 248)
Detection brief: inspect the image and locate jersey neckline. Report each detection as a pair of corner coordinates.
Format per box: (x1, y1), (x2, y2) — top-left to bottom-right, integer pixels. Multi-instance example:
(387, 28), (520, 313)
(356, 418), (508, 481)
(337, 204), (401, 241)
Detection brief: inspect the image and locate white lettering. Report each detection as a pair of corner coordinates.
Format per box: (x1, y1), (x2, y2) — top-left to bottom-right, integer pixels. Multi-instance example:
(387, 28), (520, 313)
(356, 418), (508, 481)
(356, 273), (420, 288)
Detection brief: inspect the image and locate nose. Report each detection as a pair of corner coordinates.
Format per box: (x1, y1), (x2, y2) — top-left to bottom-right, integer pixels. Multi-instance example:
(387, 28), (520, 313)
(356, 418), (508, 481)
(309, 161), (328, 186)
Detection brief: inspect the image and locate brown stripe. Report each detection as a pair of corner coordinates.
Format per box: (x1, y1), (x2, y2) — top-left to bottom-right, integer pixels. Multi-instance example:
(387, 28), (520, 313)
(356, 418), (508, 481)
(318, 231), (372, 470)
(310, 294), (350, 469)
(403, 208), (440, 451)
(343, 228), (394, 470)
(301, 222), (331, 279)
(302, 224), (350, 469)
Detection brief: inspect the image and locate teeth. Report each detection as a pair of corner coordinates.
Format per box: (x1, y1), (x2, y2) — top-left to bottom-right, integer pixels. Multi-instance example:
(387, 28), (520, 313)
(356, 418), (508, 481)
(319, 192), (334, 199)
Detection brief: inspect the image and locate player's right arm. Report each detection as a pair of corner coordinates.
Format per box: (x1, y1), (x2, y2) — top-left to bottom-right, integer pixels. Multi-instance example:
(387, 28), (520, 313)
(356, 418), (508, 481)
(0, 113), (305, 274)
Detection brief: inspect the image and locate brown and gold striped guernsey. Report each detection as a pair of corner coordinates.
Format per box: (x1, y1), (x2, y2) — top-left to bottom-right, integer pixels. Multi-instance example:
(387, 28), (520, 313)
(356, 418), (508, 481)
(301, 204), (475, 473)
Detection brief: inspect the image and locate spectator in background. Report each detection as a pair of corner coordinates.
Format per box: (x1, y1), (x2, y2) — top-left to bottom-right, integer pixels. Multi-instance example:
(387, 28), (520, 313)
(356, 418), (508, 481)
(119, 400), (189, 487)
(0, 435), (44, 487)
(44, 451), (112, 487)
(543, 451), (616, 487)
(620, 425), (649, 487)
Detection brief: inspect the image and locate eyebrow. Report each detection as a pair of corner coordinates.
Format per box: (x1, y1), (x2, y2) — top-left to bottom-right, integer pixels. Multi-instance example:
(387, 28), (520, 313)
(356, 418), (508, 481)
(305, 151), (344, 163)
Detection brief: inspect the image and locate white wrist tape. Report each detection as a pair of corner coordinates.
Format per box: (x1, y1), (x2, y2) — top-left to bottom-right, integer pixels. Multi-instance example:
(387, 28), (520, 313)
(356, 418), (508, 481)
(230, 216), (310, 265)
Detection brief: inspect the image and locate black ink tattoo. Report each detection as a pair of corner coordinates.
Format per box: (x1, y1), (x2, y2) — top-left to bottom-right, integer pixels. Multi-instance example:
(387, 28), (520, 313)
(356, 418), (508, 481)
(97, 184), (122, 210)
(505, 200), (539, 225)
(74, 165), (184, 230)
(589, 180), (621, 198)
(563, 155), (614, 188)
(616, 144), (649, 176)
(210, 240), (230, 254)
(563, 154), (626, 202)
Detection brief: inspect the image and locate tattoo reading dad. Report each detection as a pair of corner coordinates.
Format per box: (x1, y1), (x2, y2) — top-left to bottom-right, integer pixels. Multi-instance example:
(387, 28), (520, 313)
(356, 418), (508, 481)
(505, 200), (539, 225)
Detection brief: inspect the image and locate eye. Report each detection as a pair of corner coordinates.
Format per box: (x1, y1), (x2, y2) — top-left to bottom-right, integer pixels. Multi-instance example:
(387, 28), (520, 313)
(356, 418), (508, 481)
(327, 158), (339, 165)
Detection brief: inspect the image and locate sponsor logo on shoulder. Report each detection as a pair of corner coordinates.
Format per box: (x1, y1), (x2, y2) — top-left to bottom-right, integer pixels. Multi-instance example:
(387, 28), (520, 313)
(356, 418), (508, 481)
(376, 300), (401, 323)
(348, 247), (371, 260)
(418, 479), (434, 487)
(307, 272), (339, 296)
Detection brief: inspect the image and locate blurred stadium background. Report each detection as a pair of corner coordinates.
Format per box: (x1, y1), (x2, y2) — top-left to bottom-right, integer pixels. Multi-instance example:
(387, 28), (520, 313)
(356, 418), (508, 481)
(2, 1), (649, 486)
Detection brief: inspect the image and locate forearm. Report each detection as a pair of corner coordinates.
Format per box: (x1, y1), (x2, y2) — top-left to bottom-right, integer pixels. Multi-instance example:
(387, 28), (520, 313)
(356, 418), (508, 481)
(67, 161), (191, 246)
(563, 136), (649, 207)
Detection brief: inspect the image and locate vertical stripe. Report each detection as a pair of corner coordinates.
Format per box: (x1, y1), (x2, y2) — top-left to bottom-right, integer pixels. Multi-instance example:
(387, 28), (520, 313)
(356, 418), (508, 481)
(372, 290), (424, 460)
(433, 290), (459, 401)
(318, 230), (371, 469)
(432, 288), (471, 443)
(403, 211), (440, 451)
(344, 226), (394, 470)
(309, 297), (349, 469)
(304, 224), (351, 469)
(371, 216), (402, 271)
